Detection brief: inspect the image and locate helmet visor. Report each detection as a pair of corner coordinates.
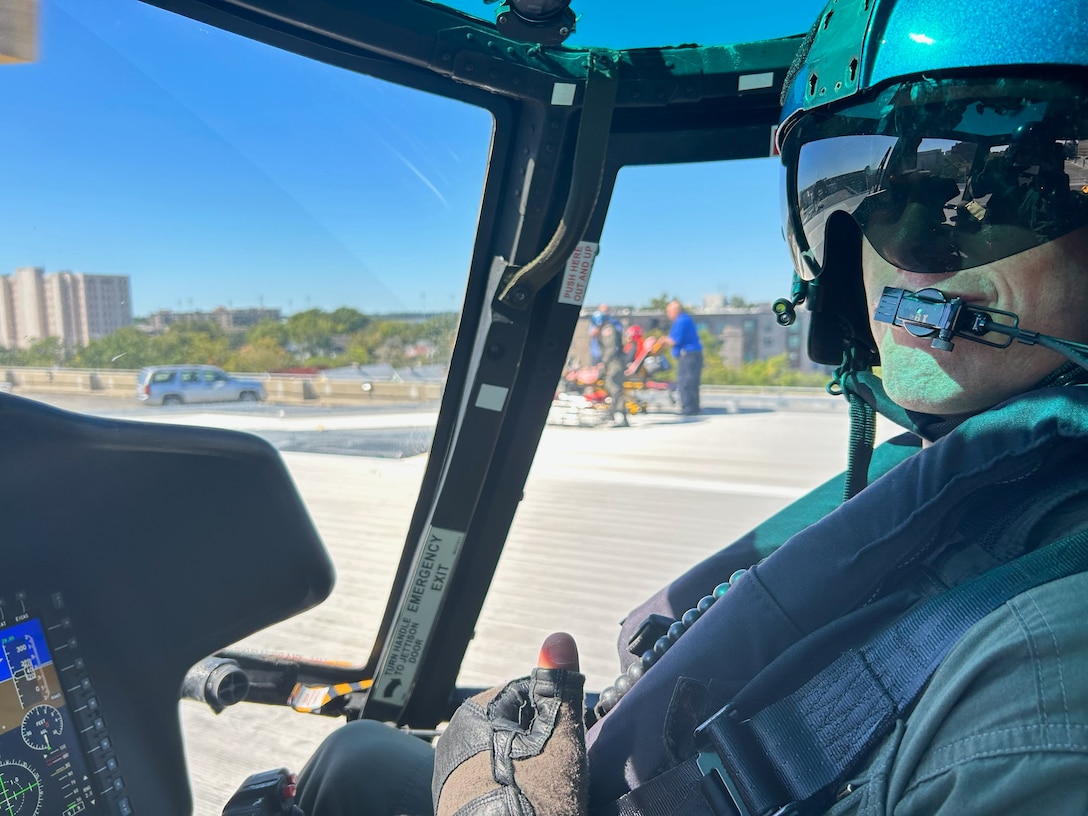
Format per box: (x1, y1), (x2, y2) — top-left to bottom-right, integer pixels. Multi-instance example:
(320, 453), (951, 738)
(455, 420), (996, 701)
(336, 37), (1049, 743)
(780, 76), (1088, 279)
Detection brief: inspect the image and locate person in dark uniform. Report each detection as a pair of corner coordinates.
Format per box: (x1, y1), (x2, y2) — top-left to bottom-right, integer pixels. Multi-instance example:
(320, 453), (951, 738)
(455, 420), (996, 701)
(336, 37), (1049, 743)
(592, 308), (628, 427)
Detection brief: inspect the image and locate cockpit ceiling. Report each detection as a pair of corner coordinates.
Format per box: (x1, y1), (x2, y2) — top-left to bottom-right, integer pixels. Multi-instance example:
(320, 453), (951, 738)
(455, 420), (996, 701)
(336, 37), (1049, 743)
(431, 0), (823, 50)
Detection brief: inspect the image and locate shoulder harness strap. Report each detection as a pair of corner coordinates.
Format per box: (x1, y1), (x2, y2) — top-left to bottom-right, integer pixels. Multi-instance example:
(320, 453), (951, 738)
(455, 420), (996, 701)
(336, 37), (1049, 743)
(606, 529), (1088, 816)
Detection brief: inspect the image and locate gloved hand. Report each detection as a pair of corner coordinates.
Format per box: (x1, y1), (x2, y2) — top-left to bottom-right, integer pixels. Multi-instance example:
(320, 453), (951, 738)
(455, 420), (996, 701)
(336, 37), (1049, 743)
(433, 632), (588, 816)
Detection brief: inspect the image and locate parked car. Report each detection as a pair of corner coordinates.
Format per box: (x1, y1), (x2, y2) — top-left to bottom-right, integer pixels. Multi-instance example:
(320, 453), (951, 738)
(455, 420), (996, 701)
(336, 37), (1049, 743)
(136, 365), (266, 406)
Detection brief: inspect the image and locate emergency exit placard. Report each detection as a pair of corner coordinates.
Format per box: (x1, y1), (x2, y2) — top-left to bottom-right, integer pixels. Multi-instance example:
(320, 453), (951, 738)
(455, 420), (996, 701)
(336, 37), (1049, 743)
(372, 525), (464, 707)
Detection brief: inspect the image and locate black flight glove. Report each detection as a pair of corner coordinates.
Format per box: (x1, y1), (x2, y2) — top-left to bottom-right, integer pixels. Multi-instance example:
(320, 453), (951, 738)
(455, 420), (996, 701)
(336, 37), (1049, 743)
(432, 633), (588, 816)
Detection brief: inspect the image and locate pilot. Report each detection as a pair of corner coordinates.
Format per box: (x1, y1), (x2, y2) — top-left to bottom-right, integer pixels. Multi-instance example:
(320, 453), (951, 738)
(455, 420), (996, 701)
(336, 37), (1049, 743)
(298, 0), (1088, 813)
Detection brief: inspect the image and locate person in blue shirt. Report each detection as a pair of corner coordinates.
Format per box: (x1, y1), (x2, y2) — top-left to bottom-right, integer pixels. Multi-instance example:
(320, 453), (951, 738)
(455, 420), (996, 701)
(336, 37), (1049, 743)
(661, 299), (702, 416)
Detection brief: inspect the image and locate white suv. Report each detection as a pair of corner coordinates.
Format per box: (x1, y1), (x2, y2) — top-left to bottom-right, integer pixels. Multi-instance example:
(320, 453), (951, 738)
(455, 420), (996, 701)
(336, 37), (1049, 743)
(136, 365), (266, 406)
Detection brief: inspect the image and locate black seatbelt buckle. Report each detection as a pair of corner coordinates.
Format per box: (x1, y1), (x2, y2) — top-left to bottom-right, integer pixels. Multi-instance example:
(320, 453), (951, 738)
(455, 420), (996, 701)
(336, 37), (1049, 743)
(697, 749), (749, 816)
(694, 705), (801, 816)
(697, 752), (800, 816)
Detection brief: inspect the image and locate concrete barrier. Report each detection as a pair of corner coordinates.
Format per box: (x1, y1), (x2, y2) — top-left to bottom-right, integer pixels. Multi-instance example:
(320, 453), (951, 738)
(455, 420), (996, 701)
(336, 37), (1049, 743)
(1, 367), (443, 405)
(10, 367), (96, 394)
(94, 372), (140, 396)
(307, 378), (441, 404)
(266, 377), (315, 402)
(3, 368), (140, 395)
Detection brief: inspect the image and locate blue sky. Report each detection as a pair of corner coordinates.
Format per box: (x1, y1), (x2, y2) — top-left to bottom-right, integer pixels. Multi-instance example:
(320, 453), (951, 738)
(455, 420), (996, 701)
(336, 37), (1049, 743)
(1, 0), (826, 316)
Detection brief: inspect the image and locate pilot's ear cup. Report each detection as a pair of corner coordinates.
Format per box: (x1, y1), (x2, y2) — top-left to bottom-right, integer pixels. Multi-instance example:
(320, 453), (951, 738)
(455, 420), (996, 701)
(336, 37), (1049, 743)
(807, 216), (877, 367)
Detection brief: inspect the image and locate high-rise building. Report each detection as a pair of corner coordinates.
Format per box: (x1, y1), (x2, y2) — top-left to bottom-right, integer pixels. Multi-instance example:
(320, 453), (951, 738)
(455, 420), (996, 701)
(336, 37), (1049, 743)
(0, 267), (133, 349)
(0, 276), (14, 348)
(0, 0), (36, 65)
(13, 266), (47, 348)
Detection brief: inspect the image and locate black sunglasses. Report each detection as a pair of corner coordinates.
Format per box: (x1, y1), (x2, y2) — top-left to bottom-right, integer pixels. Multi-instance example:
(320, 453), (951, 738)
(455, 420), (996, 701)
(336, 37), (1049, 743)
(779, 76), (1088, 279)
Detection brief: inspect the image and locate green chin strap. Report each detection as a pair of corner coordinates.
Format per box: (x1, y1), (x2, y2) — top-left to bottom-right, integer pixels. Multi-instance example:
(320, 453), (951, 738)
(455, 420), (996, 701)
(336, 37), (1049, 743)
(830, 353), (1088, 502)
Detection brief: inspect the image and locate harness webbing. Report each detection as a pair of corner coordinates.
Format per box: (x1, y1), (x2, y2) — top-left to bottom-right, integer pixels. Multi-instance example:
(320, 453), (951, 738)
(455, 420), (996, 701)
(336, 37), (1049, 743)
(608, 530), (1088, 816)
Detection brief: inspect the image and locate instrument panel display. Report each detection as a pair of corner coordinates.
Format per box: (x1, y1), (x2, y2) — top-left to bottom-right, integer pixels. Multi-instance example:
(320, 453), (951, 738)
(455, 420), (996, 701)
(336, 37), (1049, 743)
(0, 611), (115, 815)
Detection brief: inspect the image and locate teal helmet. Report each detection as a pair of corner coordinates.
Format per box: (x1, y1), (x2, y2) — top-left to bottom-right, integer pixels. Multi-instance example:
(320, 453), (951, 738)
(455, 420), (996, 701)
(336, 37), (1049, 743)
(778, 0), (1088, 366)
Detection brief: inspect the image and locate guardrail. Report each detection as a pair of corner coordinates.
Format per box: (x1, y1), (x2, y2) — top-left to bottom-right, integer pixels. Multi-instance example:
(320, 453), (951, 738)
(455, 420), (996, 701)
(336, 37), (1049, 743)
(0, 367), (443, 404)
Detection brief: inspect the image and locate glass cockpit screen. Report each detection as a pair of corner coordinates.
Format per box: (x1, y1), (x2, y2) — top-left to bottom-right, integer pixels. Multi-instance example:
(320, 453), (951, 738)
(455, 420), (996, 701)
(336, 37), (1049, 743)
(0, 617), (100, 815)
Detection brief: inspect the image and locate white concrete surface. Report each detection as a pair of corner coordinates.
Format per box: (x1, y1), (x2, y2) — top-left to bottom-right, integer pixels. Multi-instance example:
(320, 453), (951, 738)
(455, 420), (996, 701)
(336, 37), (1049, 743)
(178, 405), (906, 815)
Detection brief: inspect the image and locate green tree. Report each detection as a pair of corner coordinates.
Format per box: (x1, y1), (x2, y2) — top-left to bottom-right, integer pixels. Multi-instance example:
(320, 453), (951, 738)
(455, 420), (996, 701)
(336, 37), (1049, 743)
(8, 308), (456, 374)
(343, 330), (375, 365)
(245, 319), (289, 348)
(328, 307), (370, 334)
(23, 337), (69, 367)
(225, 337), (295, 372)
(74, 327), (155, 368)
(286, 309), (339, 357)
(151, 321), (230, 365)
(0, 346), (28, 366)
(345, 320), (413, 366)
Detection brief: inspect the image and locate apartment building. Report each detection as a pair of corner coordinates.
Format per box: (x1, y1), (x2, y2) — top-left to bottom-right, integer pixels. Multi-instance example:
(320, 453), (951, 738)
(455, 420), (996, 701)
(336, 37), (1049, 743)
(0, 267), (133, 349)
(145, 306), (282, 333)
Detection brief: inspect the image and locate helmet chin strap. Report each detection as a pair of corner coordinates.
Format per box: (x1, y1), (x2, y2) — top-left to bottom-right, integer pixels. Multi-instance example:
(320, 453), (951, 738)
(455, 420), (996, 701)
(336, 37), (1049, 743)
(829, 348), (878, 501)
(831, 352), (1088, 502)
(793, 284), (1088, 499)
